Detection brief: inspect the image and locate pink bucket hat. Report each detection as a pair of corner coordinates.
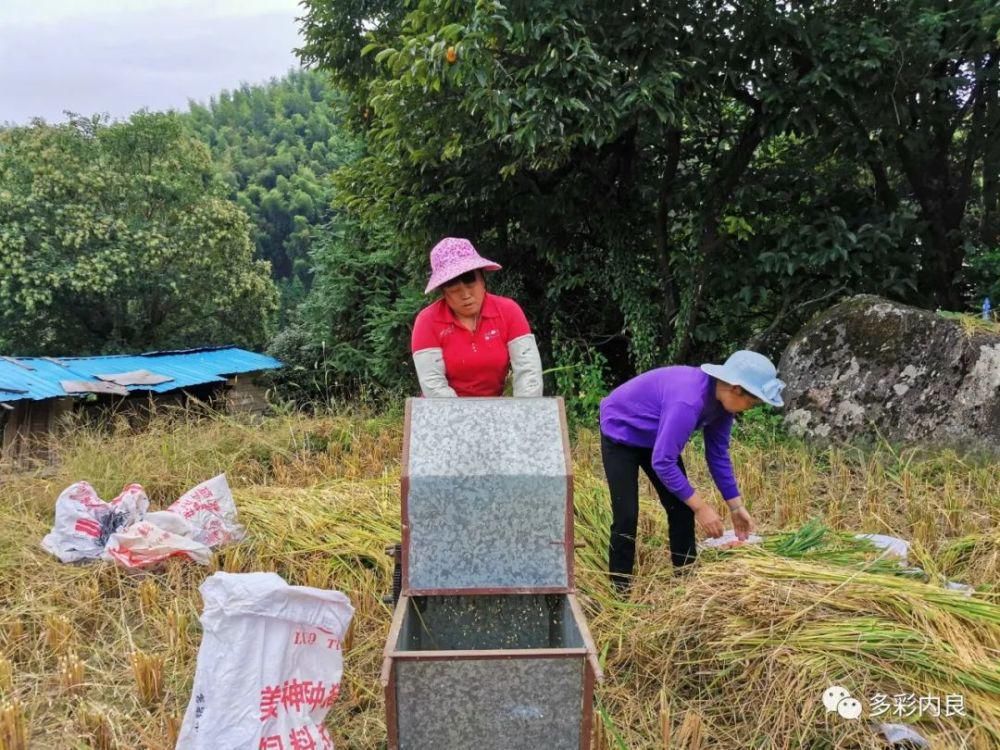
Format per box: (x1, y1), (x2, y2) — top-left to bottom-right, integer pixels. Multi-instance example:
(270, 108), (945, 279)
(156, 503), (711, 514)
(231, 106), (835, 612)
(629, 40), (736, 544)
(424, 237), (501, 294)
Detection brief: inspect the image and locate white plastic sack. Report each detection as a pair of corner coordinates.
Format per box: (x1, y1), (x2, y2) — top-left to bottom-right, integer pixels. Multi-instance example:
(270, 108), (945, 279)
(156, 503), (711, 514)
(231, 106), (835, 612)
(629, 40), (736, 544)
(945, 580), (975, 596)
(169, 474), (245, 547)
(143, 510), (196, 536)
(105, 519), (213, 568)
(855, 533), (910, 562)
(42, 476), (244, 568)
(177, 572), (354, 750)
(877, 723), (930, 748)
(699, 528), (764, 550)
(41, 482), (149, 563)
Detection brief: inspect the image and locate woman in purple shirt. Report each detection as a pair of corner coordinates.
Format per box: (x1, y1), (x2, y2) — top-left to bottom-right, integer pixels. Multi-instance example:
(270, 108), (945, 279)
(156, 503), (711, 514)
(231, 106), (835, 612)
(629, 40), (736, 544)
(599, 350), (785, 592)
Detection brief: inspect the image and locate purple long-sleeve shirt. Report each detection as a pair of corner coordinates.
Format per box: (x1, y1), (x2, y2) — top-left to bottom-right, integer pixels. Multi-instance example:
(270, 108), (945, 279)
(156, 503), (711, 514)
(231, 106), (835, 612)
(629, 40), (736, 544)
(599, 366), (740, 502)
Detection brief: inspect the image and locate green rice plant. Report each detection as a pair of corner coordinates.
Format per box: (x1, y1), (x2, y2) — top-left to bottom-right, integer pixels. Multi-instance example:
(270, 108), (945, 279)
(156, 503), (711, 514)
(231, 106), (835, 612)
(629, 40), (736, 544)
(937, 310), (1000, 336)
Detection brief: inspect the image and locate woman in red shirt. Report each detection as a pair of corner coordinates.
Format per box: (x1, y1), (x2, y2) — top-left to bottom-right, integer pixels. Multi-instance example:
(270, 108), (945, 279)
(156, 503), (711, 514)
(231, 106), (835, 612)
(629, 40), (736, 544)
(411, 237), (543, 397)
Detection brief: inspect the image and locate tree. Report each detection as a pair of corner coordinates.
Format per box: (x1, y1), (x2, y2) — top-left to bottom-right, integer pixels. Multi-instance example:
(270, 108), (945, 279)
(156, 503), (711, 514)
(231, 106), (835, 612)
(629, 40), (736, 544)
(185, 70), (362, 323)
(297, 0), (998, 385)
(793, 0), (999, 311)
(0, 112), (277, 355)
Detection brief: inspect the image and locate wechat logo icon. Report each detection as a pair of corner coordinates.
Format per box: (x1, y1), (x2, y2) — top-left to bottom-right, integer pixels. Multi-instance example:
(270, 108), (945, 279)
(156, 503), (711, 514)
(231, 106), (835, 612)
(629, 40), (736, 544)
(822, 686), (863, 720)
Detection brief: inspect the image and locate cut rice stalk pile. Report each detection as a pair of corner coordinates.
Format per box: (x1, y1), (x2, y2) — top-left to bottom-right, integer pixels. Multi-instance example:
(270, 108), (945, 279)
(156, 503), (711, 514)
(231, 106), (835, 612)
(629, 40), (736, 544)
(595, 554), (1000, 749)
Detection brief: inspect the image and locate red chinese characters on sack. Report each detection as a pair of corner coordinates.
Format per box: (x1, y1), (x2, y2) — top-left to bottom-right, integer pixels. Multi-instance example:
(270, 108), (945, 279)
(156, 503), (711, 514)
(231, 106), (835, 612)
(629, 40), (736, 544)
(259, 724), (333, 750)
(260, 684), (282, 721)
(282, 679), (307, 713)
(260, 680), (342, 721)
(316, 724), (333, 748)
(288, 726), (318, 750)
(177, 499), (222, 519)
(69, 483), (106, 509)
(167, 474), (244, 547)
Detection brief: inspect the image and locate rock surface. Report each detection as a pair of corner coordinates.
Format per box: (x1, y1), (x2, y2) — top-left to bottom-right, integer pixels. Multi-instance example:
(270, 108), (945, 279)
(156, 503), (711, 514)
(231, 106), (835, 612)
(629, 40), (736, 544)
(779, 295), (1000, 451)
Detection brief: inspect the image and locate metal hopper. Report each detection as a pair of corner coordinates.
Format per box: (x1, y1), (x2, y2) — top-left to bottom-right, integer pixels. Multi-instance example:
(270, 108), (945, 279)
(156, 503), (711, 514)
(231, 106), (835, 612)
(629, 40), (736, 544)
(382, 397), (601, 750)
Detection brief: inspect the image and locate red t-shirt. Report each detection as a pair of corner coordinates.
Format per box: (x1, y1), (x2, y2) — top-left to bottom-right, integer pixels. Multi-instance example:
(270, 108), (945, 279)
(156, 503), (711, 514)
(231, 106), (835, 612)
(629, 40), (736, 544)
(411, 293), (532, 397)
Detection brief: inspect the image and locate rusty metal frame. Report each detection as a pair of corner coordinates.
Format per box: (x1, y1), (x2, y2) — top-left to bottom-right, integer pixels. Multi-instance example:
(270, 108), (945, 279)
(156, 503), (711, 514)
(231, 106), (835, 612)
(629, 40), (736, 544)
(381, 596), (408, 750)
(567, 593), (603, 683)
(405, 584), (570, 596)
(400, 399), (412, 597)
(382, 661), (399, 750)
(388, 647), (590, 662)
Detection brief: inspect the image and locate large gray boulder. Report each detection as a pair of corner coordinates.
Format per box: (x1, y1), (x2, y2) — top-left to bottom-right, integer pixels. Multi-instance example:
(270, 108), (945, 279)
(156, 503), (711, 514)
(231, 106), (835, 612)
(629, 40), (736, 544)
(779, 295), (1000, 451)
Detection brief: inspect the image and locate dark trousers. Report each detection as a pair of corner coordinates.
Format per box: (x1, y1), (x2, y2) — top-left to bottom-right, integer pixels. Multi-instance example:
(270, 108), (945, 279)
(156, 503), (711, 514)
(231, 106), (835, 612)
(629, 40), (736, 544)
(601, 432), (696, 588)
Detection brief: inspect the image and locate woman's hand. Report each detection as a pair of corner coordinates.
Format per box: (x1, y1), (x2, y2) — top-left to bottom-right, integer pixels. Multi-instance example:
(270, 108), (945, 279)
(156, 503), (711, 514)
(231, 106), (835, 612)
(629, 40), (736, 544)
(730, 506), (756, 541)
(695, 505), (724, 538)
(687, 494), (724, 538)
(725, 497), (756, 541)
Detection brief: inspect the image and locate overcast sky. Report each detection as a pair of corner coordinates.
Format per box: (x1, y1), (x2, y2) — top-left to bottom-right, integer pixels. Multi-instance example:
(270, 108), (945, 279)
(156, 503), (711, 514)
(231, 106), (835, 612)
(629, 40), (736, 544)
(0, 0), (306, 125)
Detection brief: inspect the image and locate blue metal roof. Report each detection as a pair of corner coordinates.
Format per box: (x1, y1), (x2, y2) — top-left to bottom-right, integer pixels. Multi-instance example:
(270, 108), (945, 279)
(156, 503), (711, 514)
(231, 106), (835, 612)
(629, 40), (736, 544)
(0, 346), (282, 403)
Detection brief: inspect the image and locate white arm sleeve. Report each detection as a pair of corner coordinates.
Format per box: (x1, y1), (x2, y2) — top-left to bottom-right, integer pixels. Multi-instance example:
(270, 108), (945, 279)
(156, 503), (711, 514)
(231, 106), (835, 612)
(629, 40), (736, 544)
(412, 348), (458, 398)
(508, 334), (543, 397)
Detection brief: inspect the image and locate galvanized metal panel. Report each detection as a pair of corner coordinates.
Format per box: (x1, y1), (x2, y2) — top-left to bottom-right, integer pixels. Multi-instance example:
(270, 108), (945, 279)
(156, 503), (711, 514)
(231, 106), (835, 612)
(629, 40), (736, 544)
(95, 369), (174, 386)
(407, 474), (568, 590)
(403, 398), (572, 592)
(395, 656), (584, 750)
(397, 595), (583, 652)
(407, 397), (566, 477)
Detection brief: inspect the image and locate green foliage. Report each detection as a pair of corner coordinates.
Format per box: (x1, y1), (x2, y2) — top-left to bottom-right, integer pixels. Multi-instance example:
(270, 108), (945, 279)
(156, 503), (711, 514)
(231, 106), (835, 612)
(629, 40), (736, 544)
(185, 70), (362, 323)
(967, 245), (1000, 305)
(272, 218), (425, 399)
(0, 112), (278, 355)
(549, 331), (609, 429)
(298, 0), (999, 384)
(731, 405), (788, 448)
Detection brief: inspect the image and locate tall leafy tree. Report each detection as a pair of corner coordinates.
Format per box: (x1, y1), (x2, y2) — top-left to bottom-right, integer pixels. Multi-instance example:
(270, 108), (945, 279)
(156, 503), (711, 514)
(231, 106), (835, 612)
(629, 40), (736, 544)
(298, 0), (998, 386)
(791, 0), (1000, 310)
(0, 112), (277, 355)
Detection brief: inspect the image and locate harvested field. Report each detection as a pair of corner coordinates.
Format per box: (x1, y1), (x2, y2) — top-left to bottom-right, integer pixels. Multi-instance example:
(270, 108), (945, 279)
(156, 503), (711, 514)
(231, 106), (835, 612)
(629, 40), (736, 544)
(1, 410), (997, 749)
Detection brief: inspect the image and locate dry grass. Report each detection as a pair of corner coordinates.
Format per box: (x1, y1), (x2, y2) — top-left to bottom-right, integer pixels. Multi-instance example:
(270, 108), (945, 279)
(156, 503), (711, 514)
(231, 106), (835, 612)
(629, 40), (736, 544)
(936, 310), (999, 336)
(0, 698), (29, 750)
(0, 409), (997, 748)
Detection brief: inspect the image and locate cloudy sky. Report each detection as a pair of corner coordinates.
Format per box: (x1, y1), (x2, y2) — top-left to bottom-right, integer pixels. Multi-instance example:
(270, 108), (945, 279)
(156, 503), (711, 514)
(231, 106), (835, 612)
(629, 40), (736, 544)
(0, 0), (306, 124)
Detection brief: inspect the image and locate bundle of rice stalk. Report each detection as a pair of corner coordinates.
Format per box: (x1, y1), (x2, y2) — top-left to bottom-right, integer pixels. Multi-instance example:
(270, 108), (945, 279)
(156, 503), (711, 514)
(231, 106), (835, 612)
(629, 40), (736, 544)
(937, 534), (1000, 593)
(703, 519), (921, 578)
(0, 699), (28, 750)
(603, 553), (1000, 749)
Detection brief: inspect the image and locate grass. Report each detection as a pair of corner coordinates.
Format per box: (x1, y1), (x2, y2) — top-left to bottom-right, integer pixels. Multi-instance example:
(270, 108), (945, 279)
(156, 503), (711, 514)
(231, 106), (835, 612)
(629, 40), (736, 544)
(0, 407), (998, 749)
(936, 310), (999, 336)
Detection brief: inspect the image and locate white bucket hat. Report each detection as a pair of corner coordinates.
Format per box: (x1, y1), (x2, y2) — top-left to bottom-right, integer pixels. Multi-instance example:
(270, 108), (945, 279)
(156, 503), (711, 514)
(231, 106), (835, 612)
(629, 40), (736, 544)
(701, 350), (785, 407)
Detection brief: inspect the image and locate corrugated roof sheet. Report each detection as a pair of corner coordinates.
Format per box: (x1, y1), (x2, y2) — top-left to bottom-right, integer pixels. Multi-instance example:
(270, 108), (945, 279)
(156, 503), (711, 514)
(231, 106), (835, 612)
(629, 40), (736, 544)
(0, 346), (282, 403)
